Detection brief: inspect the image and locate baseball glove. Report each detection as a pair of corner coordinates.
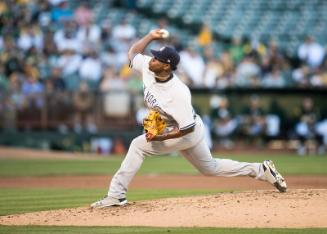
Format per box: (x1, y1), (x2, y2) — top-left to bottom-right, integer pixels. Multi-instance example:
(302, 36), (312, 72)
(143, 110), (166, 139)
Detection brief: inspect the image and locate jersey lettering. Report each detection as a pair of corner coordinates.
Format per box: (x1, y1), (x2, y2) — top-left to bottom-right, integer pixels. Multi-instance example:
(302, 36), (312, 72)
(145, 91), (159, 108)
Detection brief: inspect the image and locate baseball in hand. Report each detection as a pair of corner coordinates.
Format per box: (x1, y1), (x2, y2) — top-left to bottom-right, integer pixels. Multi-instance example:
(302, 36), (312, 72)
(159, 29), (170, 38)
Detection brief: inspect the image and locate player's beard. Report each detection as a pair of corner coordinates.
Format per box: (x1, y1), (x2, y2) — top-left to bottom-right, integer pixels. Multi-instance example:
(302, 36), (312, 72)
(149, 65), (162, 73)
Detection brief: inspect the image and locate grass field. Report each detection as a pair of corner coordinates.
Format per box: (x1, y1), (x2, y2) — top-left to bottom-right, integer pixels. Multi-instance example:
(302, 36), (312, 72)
(0, 154), (327, 177)
(0, 153), (326, 234)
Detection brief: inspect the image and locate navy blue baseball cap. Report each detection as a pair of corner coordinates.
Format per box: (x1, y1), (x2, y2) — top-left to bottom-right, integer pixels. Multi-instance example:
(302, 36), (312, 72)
(150, 46), (180, 70)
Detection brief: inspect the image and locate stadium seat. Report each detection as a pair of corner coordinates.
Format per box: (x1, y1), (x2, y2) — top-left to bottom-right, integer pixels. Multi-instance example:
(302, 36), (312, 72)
(136, 0), (327, 56)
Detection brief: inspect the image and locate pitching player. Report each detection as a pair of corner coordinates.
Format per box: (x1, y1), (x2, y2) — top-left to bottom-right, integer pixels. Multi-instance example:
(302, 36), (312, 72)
(91, 29), (287, 208)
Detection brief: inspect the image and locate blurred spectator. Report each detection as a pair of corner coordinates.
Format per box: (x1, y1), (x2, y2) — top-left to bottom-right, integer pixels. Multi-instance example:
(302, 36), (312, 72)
(210, 96), (238, 149)
(310, 67), (327, 87)
(216, 52), (235, 88)
(243, 37), (266, 59)
(0, 1), (8, 15)
(179, 46), (206, 87)
(38, 53), (54, 79)
(4, 51), (24, 77)
(229, 36), (244, 65)
(262, 67), (286, 87)
(125, 70), (143, 93)
(295, 97), (324, 155)
(21, 72), (44, 109)
(197, 24), (212, 47)
(57, 49), (82, 78)
(101, 45), (125, 70)
(266, 100), (286, 139)
(7, 73), (25, 110)
(219, 51), (235, 75)
(0, 95), (17, 130)
(42, 30), (57, 56)
(100, 66), (127, 92)
(298, 36), (325, 69)
(48, 67), (66, 91)
(72, 81), (97, 133)
(100, 19), (113, 49)
(50, 0), (73, 22)
(240, 95), (266, 145)
(107, 18), (136, 67)
(36, 1), (52, 28)
(292, 65), (310, 87)
(17, 24), (43, 51)
(234, 56), (260, 87)
(77, 19), (101, 50)
(203, 47), (226, 88)
(74, 2), (93, 27)
(54, 20), (81, 52)
(112, 18), (136, 42)
(111, 18), (136, 53)
(78, 49), (102, 89)
(262, 41), (286, 72)
(45, 72), (70, 133)
(2, 73), (23, 130)
(19, 70), (44, 129)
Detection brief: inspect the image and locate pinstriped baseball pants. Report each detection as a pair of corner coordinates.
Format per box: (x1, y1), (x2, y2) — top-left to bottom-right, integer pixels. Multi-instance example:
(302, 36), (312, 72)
(108, 116), (266, 199)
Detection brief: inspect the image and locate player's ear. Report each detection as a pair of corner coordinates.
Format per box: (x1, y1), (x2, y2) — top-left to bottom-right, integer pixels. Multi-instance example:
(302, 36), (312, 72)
(164, 64), (171, 71)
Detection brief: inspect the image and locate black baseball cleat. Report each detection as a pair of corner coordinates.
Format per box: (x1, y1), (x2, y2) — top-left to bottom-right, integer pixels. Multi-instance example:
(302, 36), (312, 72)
(263, 160), (287, 192)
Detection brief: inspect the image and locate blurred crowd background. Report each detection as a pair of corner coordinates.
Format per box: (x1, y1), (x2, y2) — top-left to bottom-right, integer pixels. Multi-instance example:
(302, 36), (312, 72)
(0, 0), (326, 155)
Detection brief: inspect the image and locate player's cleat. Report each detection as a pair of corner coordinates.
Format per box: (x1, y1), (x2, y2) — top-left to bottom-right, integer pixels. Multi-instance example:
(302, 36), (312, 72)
(263, 160), (287, 192)
(90, 196), (127, 208)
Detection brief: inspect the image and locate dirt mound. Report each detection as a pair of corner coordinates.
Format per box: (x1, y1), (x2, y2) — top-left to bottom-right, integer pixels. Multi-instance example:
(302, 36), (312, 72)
(1, 189), (326, 228)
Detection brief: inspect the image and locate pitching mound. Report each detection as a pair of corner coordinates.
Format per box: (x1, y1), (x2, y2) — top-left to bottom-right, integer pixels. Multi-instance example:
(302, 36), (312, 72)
(1, 189), (326, 228)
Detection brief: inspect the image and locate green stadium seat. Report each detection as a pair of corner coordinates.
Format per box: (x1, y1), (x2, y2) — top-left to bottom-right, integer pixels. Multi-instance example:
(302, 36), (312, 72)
(136, 0), (326, 56)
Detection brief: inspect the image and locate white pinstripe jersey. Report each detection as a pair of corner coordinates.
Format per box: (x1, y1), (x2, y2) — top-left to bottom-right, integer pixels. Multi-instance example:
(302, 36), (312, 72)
(130, 53), (195, 131)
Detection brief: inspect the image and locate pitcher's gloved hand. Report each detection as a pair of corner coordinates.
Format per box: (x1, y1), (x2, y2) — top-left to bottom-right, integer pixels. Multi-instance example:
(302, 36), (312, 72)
(143, 110), (166, 142)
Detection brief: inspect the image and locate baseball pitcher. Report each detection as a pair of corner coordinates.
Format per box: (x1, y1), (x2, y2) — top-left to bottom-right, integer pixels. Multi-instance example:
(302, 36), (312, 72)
(91, 29), (287, 208)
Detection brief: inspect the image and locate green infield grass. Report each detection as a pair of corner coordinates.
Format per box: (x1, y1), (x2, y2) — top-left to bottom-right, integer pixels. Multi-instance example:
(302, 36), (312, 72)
(0, 154), (326, 177)
(0, 226), (326, 234)
(0, 187), (229, 216)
